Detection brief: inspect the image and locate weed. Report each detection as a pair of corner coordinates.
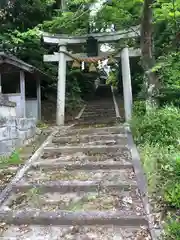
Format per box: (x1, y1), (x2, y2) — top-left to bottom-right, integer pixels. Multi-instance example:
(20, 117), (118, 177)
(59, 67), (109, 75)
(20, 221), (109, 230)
(0, 150), (21, 168)
(36, 121), (48, 129)
(164, 215), (180, 240)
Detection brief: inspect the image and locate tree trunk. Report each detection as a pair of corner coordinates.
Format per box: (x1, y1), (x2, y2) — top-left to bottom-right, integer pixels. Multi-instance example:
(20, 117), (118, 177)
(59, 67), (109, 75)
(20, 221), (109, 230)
(141, 0), (159, 110)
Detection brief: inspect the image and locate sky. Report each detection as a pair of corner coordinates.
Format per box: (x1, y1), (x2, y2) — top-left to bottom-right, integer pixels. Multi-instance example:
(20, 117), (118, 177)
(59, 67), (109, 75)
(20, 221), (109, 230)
(90, 0), (114, 53)
(89, 0), (107, 17)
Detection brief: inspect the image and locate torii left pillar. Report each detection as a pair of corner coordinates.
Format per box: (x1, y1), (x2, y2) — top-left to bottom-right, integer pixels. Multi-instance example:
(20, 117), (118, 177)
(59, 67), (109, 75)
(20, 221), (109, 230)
(57, 44), (67, 125)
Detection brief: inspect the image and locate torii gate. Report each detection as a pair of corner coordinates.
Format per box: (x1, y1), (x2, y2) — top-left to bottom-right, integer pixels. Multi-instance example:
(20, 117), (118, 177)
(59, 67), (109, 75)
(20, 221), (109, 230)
(43, 26), (141, 125)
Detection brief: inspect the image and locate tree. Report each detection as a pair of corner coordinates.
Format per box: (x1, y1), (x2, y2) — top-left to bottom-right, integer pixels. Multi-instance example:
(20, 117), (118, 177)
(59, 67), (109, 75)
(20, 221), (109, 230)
(141, 0), (159, 109)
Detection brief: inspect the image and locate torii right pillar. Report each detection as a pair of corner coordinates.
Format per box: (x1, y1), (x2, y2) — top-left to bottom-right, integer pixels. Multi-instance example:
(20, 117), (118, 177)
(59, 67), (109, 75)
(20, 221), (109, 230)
(121, 47), (133, 122)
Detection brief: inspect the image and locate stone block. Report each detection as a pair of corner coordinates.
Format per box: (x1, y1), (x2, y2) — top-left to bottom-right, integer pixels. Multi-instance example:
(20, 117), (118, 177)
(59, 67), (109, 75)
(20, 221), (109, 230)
(6, 118), (17, 127)
(0, 117), (37, 155)
(0, 141), (9, 155)
(4, 126), (18, 139)
(4, 139), (17, 147)
(16, 119), (27, 130)
(0, 126), (18, 140)
(15, 137), (23, 147)
(16, 118), (36, 130)
(0, 140), (14, 155)
(0, 118), (7, 127)
(0, 127), (7, 140)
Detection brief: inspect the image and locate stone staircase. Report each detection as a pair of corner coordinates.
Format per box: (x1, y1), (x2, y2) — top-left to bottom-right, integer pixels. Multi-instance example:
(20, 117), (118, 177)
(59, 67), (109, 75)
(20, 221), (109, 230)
(77, 101), (117, 126)
(0, 87), (152, 239)
(0, 124), (151, 239)
(76, 85), (121, 126)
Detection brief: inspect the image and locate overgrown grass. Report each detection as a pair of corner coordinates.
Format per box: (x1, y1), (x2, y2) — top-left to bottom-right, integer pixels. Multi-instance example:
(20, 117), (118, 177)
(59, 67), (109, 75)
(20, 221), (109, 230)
(131, 102), (180, 239)
(131, 104), (180, 146)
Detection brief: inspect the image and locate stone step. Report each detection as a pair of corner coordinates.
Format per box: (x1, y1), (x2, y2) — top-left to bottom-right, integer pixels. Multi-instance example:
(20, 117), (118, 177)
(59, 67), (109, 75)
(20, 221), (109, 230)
(43, 145), (129, 155)
(52, 133), (127, 145)
(55, 126), (125, 136)
(31, 161), (133, 170)
(77, 118), (117, 125)
(79, 116), (116, 120)
(82, 114), (115, 118)
(0, 225), (151, 239)
(76, 122), (118, 128)
(75, 123), (118, 129)
(51, 139), (127, 147)
(22, 168), (136, 186)
(12, 181), (137, 193)
(84, 106), (114, 109)
(84, 107), (115, 111)
(41, 146), (130, 160)
(82, 114), (116, 118)
(40, 152), (131, 164)
(79, 114), (116, 119)
(83, 111), (115, 115)
(84, 108), (115, 111)
(3, 188), (144, 215)
(0, 209), (147, 226)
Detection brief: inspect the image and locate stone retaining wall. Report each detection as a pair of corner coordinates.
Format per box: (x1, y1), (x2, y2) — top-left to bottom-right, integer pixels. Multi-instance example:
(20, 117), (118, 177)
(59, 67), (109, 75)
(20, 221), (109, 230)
(0, 118), (37, 156)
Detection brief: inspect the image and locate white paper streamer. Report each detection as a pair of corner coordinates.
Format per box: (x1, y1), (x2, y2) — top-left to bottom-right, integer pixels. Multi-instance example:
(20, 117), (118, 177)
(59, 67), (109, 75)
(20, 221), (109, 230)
(81, 61), (85, 70)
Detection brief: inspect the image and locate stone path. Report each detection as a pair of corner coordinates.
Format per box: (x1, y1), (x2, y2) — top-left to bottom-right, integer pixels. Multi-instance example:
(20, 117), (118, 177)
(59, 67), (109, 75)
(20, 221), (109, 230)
(0, 97), (152, 239)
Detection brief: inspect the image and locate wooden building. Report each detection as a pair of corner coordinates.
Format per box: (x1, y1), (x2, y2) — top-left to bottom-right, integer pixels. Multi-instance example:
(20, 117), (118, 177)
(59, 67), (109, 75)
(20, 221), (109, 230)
(0, 52), (44, 120)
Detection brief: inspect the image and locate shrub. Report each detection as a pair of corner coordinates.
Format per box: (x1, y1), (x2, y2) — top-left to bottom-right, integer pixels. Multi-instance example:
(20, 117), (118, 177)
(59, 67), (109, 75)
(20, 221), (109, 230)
(133, 100), (146, 117)
(131, 106), (180, 146)
(164, 183), (180, 208)
(163, 157), (180, 209)
(157, 88), (180, 107)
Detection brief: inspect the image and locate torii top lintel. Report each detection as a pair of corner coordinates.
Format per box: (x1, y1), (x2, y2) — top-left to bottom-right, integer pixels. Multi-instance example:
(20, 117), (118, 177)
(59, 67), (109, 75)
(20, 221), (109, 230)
(43, 25), (140, 45)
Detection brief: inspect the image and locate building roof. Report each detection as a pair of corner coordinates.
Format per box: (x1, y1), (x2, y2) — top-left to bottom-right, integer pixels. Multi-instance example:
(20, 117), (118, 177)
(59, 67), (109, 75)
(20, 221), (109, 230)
(0, 52), (45, 75)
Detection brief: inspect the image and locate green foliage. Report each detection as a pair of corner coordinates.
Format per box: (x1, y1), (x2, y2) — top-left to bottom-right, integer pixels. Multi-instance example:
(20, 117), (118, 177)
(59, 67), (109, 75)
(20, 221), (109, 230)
(153, 1), (180, 24)
(0, 150), (21, 168)
(162, 157), (180, 209)
(154, 52), (180, 89)
(164, 216), (180, 240)
(0, 0), (179, 237)
(43, 10), (90, 35)
(43, 0), (94, 34)
(133, 100), (146, 116)
(139, 144), (178, 192)
(131, 106), (180, 146)
(106, 70), (118, 88)
(132, 102), (180, 239)
(152, 52), (180, 107)
(153, 0), (180, 55)
(94, 0), (142, 31)
(36, 121), (49, 129)
(0, 0), (55, 31)
(158, 88), (180, 107)
(164, 183), (180, 208)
